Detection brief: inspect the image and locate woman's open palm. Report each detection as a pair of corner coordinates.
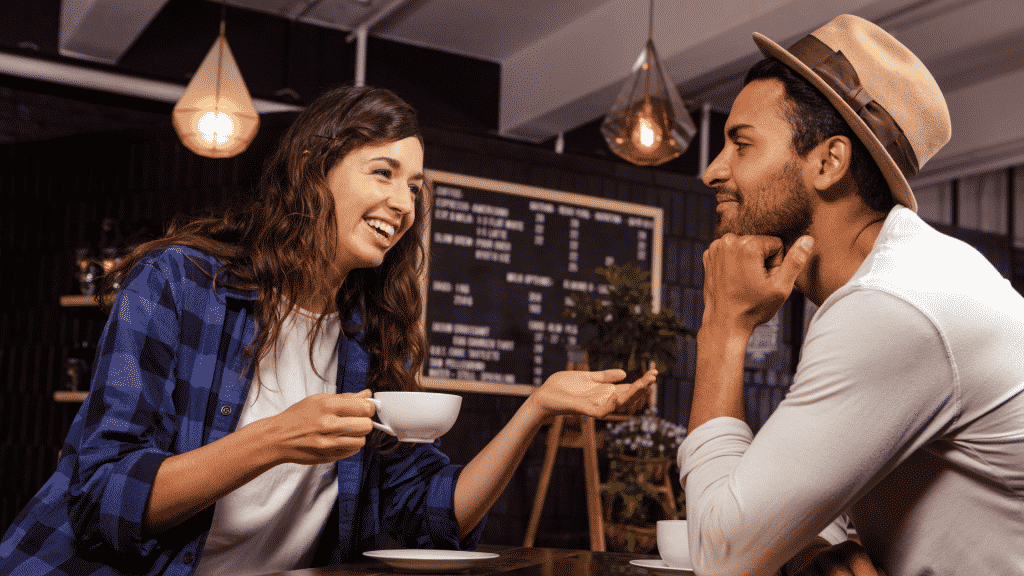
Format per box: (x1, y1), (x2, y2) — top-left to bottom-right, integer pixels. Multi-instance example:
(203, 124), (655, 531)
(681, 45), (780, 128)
(530, 368), (657, 418)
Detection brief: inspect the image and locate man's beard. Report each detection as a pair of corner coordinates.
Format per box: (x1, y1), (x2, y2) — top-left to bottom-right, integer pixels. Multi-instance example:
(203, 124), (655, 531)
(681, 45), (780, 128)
(714, 160), (813, 247)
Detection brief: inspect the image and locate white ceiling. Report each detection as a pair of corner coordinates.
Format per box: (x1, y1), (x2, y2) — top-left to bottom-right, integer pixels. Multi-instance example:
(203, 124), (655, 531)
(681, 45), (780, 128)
(49, 0), (1024, 182)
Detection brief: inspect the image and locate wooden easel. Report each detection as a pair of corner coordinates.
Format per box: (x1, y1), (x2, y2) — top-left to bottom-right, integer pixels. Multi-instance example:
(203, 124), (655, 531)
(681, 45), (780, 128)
(523, 412), (605, 550)
(523, 357), (631, 552)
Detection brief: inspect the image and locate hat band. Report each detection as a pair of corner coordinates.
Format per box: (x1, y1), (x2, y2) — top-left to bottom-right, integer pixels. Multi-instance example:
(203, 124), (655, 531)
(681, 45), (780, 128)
(788, 35), (920, 178)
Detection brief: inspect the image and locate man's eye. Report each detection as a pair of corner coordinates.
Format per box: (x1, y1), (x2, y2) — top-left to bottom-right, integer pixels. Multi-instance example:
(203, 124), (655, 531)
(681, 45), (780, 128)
(409, 184), (422, 197)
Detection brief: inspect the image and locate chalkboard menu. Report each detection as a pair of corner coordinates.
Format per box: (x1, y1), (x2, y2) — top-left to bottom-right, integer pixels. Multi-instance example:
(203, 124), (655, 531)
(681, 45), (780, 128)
(421, 170), (663, 397)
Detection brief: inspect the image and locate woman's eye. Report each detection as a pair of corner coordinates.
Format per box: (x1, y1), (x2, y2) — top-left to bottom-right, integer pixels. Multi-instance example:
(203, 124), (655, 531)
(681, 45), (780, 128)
(373, 168), (393, 179)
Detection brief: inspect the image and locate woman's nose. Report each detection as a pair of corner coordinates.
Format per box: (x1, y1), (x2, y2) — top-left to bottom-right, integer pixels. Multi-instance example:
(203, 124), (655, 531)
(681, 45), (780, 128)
(386, 185), (415, 214)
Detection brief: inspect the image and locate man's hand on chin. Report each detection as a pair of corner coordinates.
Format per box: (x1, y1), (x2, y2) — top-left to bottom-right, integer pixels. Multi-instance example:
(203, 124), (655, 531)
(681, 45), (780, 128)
(701, 233), (814, 334)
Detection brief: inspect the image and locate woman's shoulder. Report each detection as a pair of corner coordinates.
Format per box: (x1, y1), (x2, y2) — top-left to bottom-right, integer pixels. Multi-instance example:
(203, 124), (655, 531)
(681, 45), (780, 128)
(128, 244), (255, 300)
(132, 244), (221, 282)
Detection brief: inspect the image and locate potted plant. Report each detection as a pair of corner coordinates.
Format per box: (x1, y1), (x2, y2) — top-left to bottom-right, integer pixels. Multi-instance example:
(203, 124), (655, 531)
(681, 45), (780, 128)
(562, 262), (695, 552)
(601, 414), (688, 552)
(562, 262), (695, 404)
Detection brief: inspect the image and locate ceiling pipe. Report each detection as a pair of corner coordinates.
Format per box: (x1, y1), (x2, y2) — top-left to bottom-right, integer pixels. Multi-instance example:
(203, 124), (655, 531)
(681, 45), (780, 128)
(345, 0), (415, 87)
(344, 0), (414, 41)
(0, 51), (302, 114)
(354, 26), (368, 87)
(698, 102), (712, 177)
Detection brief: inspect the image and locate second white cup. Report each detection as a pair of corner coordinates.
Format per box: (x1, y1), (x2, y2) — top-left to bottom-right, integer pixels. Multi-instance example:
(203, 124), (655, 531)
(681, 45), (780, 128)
(656, 519), (691, 569)
(370, 391), (462, 443)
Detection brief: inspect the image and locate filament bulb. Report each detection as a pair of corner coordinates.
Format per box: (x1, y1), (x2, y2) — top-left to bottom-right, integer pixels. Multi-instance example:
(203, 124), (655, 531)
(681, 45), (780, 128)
(631, 101), (662, 150)
(197, 111), (237, 145)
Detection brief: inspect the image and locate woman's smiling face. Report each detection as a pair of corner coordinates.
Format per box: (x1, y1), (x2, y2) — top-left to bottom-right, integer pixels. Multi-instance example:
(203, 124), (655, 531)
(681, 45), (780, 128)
(328, 136), (424, 277)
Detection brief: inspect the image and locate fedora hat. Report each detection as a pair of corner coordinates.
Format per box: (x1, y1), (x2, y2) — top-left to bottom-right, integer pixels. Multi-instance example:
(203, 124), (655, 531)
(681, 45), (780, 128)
(753, 14), (951, 212)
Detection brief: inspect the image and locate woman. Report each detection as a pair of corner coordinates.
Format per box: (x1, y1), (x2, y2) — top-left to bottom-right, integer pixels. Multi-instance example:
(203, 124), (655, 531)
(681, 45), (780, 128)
(0, 85), (655, 576)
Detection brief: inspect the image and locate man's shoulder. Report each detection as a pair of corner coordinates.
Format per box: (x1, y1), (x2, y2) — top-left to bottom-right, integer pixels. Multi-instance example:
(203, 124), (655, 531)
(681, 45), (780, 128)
(856, 207), (1006, 296)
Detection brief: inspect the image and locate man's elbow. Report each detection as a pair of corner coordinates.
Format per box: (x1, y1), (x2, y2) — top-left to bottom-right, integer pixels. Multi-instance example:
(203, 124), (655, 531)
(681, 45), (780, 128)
(689, 525), (780, 576)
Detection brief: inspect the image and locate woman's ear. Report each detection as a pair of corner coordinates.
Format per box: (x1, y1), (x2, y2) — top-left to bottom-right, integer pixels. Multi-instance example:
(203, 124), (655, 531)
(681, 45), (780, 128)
(810, 135), (852, 192)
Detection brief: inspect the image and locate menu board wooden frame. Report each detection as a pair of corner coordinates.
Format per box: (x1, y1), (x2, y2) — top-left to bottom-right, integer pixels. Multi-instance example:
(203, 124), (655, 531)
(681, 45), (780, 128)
(419, 169), (664, 397)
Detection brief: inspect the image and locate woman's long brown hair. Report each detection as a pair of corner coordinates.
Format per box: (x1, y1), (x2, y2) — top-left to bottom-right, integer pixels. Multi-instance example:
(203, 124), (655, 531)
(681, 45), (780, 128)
(100, 86), (430, 446)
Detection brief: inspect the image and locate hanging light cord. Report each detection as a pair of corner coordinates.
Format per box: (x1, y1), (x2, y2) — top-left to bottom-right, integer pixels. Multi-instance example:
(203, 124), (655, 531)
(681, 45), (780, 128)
(648, 0), (654, 42)
(215, 5), (226, 113)
(643, 0), (654, 100)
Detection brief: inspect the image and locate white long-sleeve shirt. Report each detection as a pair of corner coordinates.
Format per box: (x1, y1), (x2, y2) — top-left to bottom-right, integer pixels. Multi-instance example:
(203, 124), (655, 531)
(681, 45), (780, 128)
(679, 206), (1024, 576)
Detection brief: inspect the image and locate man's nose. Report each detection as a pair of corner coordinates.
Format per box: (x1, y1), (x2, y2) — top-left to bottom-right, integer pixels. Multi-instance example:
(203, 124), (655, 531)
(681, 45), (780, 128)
(702, 149), (729, 189)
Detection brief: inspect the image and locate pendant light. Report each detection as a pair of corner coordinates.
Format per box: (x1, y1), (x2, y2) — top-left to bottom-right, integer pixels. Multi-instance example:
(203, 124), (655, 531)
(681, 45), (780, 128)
(173, 8), (259, 159)
(600, 0), (696, 166)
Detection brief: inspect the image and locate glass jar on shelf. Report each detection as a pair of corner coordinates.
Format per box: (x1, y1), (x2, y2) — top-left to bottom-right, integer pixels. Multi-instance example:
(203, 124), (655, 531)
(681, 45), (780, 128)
(74, 247), (102, 295)
(62, 341), (93, 392)
(97, 217), (123, 287)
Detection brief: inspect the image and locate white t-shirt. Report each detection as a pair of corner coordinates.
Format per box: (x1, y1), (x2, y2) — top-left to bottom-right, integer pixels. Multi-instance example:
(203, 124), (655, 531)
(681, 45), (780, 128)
(679, 207), (1024, 576)
(195, 307), (341, 576)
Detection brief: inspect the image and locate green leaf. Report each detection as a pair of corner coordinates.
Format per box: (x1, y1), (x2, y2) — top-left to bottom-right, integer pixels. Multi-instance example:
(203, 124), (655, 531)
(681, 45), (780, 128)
(562, 263), (696, 380)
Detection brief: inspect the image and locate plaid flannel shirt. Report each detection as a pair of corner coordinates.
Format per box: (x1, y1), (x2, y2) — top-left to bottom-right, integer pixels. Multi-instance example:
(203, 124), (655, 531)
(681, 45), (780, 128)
(0, 245), (483, 576)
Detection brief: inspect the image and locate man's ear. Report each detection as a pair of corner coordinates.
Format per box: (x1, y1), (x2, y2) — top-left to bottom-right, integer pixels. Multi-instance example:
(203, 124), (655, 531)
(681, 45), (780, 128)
(809, 135), (852, 192)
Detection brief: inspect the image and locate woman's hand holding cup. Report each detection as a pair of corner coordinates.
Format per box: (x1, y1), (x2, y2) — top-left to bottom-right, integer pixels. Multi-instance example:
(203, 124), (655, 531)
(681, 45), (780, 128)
(265, 389), (376, 465)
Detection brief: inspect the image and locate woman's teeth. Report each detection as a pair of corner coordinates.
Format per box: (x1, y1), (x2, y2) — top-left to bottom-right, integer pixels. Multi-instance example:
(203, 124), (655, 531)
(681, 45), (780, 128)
(366, 218), (394, 239)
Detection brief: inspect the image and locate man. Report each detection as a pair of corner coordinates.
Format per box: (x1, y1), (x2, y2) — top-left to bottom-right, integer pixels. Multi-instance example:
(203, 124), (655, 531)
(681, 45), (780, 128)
(678, 13), (1024, 576)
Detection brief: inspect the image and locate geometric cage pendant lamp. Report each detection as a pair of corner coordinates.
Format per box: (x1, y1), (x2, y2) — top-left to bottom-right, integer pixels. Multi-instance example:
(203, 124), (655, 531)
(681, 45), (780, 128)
(600, 0), (696, 166)
(173, 16), (259, 158)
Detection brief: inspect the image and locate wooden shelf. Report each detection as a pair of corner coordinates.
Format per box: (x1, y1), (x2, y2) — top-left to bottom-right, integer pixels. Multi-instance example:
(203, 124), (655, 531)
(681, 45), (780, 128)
(54, 390), (88, 403)
(60, 294), (114, 308)
(60, 294), (99, 307)
(56, 296), (106, 403)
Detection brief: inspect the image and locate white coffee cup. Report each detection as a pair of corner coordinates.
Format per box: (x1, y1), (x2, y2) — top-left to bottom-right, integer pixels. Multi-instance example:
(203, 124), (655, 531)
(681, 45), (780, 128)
(369, 391), (462, 443)
(656, 519), (691, 569)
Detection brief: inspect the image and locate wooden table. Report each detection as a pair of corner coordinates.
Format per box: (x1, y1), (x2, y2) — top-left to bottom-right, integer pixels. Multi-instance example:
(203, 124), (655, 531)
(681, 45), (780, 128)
(262, 546), (656, 576)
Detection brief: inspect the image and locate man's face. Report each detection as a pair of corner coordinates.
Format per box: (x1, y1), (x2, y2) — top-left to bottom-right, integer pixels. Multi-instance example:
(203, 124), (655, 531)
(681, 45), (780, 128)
(703, 79), (813, 246)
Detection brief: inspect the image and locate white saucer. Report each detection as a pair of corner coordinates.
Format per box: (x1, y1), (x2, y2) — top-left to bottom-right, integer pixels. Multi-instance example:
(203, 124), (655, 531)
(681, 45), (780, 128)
(363, 549), (500, 572)
(629, 559), (694, 575)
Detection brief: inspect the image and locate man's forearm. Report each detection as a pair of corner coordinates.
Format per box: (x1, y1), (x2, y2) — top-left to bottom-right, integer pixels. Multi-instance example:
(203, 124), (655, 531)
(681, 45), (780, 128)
(688, 324), (751, 431)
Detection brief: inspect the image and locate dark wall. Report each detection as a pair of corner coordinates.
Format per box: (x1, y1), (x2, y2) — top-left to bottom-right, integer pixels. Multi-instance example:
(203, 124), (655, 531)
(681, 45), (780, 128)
(0, 110), (808, 547)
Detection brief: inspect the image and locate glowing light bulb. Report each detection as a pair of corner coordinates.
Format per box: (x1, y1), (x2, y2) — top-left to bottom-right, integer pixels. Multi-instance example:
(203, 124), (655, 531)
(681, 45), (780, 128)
(638, 116), (657, 147)
(197, 111), (237, 146)
(631, 101), (662, 150)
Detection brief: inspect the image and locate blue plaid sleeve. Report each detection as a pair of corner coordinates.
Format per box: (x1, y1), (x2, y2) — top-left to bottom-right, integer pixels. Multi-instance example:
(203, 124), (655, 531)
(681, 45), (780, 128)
(2, 246), (257, 576)
(66, 252), (190, 559)
(327, 328), (486, 562)
(377, 442), (486, 551)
